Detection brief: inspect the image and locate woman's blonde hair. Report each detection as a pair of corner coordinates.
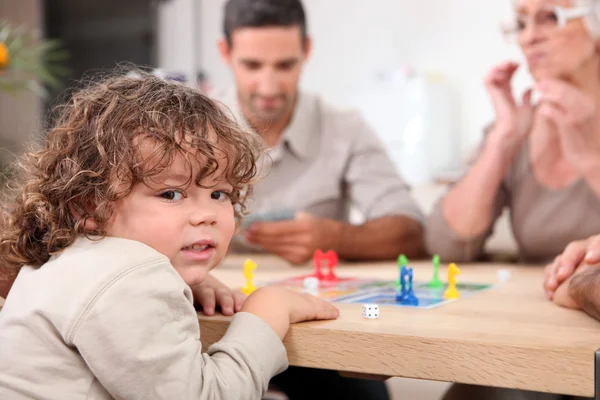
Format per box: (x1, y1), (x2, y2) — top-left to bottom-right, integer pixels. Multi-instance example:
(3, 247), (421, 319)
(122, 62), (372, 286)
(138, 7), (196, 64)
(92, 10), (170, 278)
(0, 69), (263, 273)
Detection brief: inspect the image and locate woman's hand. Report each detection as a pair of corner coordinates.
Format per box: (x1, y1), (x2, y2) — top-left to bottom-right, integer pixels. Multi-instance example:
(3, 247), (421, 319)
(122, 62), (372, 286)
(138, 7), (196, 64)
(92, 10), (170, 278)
(536, 78), (600, 173)
(484, 61), (534, 152)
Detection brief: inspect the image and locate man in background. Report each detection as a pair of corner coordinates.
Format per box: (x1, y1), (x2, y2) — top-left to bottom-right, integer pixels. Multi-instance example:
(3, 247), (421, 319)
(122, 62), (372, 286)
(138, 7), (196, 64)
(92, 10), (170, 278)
(216, 0), (425, 267)
(213, 0), (427, 399)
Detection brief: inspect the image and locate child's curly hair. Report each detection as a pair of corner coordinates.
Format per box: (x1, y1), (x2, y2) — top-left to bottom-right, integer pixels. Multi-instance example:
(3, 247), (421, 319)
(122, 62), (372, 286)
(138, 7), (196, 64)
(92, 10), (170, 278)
(0, 69), (263, 273)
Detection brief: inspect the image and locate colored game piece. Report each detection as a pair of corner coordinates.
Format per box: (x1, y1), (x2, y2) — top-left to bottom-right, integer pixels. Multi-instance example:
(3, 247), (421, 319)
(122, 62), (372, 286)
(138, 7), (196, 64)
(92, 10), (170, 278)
(324, 251), (338, 281)
(398, 254), (409, 267)
(241, 259), (257, 295)
(428, 254), (444, 289)
(395, 254), (409, 291)
(401, 267), (419, 306)
(313, 249), (325, 279)
(395, 265), (408, 302)
(444, 262), (461, 300)
(362, 303), (379, 319)
(313, 249), (338, 281)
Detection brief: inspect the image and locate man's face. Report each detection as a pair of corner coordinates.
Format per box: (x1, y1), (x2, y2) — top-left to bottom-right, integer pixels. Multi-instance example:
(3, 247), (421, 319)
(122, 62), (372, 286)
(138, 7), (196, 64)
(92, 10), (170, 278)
(219, 26), (311, 124)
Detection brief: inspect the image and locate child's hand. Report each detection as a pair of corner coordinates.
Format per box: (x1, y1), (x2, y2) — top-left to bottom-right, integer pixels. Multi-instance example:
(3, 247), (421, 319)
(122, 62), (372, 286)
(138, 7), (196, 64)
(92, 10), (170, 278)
(286, 290), (340, 324)
(241, 287), (339, 340)
(190, 274), (246, 316)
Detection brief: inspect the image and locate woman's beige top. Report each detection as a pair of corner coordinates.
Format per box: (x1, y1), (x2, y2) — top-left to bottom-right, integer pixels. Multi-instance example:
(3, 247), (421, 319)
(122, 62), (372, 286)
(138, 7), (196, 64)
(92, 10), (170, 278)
(425, 141), (600, 264)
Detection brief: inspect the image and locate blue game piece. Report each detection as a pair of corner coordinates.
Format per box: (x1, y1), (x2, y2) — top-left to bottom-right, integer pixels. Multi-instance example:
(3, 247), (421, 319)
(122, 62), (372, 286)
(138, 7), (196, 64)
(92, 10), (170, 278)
(403, 292), (419, 306)
(395, 265), (408, 302)
(401, 268), (419, 306)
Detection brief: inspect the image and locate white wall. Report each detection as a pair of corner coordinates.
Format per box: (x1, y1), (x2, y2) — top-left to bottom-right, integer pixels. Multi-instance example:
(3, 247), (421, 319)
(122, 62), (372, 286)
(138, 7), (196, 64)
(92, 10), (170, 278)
(160, 0), (534, 162)
(157, 0), (198, 83)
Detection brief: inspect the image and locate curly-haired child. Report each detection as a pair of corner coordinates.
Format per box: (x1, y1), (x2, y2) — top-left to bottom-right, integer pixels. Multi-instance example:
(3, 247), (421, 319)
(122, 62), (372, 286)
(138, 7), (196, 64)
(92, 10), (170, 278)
(0, 70), (338, 399)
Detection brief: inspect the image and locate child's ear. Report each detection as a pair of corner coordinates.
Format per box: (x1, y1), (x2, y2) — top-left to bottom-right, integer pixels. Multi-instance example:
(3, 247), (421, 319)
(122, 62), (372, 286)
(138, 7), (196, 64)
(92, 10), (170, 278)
(68, 199), (99, 231)
(83, 217), (98, 231)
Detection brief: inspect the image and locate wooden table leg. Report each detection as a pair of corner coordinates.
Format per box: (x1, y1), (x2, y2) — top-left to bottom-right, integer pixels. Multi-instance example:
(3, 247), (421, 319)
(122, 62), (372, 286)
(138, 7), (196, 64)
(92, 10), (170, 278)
(595, 348), (600, 400)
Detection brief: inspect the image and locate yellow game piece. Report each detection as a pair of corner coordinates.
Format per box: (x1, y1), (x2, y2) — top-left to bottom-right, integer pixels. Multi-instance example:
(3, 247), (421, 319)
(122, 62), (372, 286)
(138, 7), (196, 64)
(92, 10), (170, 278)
(444, 262), (461, 300)
(241, 259), (257, 295)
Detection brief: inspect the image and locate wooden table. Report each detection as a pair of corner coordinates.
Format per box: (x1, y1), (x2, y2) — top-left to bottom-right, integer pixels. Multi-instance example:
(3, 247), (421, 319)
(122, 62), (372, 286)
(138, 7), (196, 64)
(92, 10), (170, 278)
(200, 255), (600, 397)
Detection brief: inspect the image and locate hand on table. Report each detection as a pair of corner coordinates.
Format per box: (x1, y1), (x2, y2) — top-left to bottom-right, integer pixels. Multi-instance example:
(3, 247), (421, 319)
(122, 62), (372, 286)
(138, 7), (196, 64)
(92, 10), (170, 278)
(551, 263), (592, 310)
(190, 274), (246, 316)
(544, 234), (600, 300)
(241, 287), (339, 340)
(244, 211), (341, 265)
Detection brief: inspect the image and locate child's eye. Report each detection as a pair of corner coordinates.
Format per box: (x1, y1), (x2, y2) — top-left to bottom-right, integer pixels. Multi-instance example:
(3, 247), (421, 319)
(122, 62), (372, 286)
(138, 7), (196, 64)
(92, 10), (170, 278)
(211, 190), (232, 201)
(159, 190), (184, 201)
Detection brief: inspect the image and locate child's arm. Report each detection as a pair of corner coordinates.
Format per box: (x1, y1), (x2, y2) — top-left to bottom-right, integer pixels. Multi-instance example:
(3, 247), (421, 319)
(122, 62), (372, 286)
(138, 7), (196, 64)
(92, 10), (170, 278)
(69, 260), (337, 400)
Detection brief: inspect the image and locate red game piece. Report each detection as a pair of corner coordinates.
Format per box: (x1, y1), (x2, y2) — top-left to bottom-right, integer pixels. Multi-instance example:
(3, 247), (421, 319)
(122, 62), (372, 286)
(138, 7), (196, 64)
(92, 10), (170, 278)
(313, 249), (338, 282)
(313, 249), (325, 279)
(324, 251), (338, 281)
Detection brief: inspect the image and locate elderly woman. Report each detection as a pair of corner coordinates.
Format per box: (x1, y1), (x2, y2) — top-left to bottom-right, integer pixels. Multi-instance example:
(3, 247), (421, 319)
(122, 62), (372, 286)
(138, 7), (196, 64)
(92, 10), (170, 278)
(428, 0), (600, 398)
(426, 0), (600, 267)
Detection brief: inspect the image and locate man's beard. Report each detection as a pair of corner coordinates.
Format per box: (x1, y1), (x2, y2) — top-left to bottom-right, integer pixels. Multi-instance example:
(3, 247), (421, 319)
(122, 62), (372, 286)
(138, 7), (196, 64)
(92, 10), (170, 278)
(247, 94), (289, 123)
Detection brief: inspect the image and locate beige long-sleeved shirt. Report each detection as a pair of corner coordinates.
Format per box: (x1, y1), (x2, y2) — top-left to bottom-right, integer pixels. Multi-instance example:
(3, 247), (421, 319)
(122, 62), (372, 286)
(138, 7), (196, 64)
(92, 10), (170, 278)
(0, 236), (288, 399)
(215, 90), (424, 252)
(425, 141), (600, 264)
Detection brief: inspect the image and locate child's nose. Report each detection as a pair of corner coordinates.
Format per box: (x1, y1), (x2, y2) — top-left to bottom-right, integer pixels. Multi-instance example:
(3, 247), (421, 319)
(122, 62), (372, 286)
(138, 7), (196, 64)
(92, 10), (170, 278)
(189, 207), (217, 226)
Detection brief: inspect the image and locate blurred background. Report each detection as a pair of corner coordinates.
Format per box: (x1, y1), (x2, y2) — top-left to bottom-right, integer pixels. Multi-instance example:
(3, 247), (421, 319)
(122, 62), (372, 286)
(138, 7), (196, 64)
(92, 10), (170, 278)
(1, 0), (534, 178)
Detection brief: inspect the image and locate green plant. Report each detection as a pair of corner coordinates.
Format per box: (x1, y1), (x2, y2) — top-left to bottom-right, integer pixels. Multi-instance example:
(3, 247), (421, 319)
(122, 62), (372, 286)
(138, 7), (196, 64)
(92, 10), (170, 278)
(0, 20), (70, 97)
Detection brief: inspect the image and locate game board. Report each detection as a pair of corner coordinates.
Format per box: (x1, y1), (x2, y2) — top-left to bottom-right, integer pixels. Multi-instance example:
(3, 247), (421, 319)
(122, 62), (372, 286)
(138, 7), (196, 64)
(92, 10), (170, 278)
(264, 275), (494, 309)
(258, 251), (495, 309)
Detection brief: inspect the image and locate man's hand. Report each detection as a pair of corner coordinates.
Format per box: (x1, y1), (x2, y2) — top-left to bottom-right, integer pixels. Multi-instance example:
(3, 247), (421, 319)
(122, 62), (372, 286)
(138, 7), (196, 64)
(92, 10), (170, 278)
(190, 274), (246, 316)
(244, 211), (341, 265)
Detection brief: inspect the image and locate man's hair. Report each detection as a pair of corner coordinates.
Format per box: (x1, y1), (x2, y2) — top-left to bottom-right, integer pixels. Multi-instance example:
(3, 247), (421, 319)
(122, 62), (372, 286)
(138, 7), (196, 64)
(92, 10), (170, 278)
(0, 68), (263, 272)
(223, 0), (307, 47)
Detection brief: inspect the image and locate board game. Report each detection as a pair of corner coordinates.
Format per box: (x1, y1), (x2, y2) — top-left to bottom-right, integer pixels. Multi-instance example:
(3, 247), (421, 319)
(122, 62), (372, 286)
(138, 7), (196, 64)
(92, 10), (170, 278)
(263, 274), (494, 309)
(253, 251), (495, 309)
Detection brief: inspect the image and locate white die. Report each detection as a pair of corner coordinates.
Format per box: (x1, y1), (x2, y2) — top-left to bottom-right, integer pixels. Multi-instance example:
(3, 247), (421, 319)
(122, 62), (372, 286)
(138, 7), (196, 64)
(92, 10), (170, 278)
(362, 303), (379, 319)
(303, 277), (319, 290)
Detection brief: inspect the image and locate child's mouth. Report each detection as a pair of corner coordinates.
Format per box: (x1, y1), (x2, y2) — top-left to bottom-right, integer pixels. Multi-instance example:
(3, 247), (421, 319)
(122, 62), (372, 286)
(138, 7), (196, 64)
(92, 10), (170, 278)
(181, 242), (215, 261)
(182, 244), (212, 252)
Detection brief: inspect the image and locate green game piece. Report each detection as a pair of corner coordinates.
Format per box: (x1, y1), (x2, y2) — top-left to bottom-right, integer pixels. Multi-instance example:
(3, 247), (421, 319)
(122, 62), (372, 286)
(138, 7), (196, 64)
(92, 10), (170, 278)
(428, 254), (444, 289)
(398, 254), (408, 267)
(395, 254), (408, 291)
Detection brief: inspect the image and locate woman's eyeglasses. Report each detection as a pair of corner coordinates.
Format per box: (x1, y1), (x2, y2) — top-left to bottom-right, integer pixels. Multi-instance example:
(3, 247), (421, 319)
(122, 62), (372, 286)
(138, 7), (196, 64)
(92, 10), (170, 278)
(501, 5), (591, 42)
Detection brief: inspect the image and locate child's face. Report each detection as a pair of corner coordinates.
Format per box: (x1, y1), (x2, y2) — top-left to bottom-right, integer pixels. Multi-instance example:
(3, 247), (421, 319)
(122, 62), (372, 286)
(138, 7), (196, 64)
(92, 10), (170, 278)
(104, 149), (236, 287)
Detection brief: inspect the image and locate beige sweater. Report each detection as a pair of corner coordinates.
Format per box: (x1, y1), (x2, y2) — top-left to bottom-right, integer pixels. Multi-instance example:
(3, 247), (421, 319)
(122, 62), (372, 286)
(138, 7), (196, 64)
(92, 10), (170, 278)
(0, 237), (288, 399)
(425, 141), (600, 264)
